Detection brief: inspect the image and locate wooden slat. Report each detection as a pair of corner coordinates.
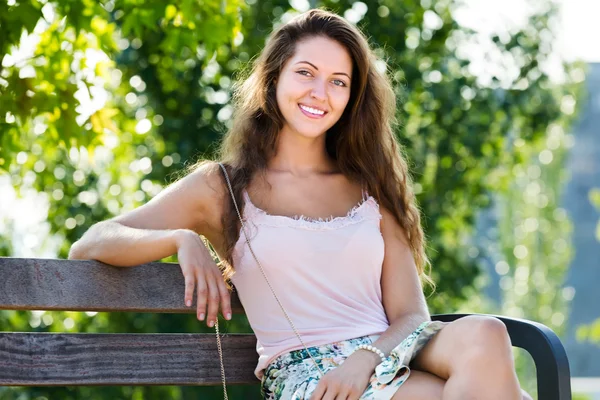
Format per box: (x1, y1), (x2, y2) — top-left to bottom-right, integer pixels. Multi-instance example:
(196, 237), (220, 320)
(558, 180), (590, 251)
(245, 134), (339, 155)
(0, 258), (244, 314)
(0, 332), (258, 385)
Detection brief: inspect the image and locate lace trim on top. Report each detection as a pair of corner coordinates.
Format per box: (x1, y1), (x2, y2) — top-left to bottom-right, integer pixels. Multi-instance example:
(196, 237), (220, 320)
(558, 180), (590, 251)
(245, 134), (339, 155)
(242, 190), (382, 231)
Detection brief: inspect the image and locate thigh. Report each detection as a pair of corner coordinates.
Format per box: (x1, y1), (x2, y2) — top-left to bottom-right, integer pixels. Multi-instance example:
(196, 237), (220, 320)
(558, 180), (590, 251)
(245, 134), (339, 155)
(411, 315), (511, 380)
(390, 370), (445, 400)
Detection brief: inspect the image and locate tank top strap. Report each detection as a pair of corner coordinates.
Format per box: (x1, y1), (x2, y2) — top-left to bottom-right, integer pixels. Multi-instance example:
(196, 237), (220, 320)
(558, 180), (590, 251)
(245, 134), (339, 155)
(361, 186), (369, 202)
(242, 189), (257, 217)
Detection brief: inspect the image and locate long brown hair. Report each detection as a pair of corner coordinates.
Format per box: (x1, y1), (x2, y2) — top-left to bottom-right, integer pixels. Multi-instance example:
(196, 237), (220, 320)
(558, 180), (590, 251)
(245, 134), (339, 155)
(196, 9), (433, 289)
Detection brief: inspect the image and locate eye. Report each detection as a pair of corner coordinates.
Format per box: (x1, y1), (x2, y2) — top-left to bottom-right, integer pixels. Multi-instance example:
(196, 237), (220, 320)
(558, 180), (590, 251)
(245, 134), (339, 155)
(332, 79), (347, 87)
(296, 70), (313, 77)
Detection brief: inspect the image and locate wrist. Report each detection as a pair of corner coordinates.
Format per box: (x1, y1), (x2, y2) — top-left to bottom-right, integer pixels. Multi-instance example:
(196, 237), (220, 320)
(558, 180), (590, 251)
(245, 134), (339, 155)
(173, 229), (197, 249)
(352, 347), (383, 370)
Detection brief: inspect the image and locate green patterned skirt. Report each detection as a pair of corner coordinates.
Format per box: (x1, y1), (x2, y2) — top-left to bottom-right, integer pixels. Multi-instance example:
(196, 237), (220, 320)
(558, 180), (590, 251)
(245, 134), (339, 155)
(261, 321), (448, 399)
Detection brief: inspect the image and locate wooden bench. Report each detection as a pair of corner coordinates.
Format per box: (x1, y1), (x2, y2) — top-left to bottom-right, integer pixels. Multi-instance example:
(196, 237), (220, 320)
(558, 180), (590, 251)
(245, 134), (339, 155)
(0, 258), (572, 399)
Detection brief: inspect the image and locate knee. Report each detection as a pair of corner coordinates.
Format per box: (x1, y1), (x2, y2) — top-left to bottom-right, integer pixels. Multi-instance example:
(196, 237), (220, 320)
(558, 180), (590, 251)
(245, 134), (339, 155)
(461, 315), (511, 348)
(457, 316), (514, 367)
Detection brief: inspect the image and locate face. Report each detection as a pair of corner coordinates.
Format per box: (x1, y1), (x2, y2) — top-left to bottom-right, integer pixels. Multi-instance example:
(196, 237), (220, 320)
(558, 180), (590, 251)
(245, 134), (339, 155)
(275, 35), (353, 140)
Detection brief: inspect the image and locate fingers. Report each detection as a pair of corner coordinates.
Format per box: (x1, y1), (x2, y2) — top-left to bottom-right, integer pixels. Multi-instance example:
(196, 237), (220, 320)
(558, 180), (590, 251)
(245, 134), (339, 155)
(310, 379), (355, 400)
(332, 394), (348, 400)
(203, 270), (232, 326)
(195, 276), (208, 321)
(205, 274), (220, 327)
(183, 270), (209, 322)
(183, 272), (195, 308)
(179, 236), (230, 325)
(310, 381), (326, 400)
(322, 388), (337, 400)
(217, 276), (232, 321)
(348, 389), (362, 400)
(183, 265), (229, 326)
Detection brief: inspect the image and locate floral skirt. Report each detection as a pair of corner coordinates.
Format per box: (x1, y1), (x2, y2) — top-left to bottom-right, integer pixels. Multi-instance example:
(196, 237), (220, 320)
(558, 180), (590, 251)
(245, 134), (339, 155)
(261, 321), (448, 400)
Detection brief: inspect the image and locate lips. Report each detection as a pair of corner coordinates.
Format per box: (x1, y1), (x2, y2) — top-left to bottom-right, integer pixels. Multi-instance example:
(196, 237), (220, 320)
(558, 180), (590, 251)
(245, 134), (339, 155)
(298, 103), (328, 119)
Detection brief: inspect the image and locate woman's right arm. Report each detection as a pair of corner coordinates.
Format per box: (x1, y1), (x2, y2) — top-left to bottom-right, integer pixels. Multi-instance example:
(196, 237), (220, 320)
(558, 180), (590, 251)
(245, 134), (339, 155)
(68, 161), (230, 325)
(68, 161), (221, 265)
(68, 220), (189, 267)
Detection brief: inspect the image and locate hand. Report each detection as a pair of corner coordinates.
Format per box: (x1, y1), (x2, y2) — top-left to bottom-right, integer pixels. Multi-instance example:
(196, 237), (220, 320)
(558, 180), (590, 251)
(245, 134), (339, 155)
(309, 350), (380, 400)
(175, 229), (231, 327)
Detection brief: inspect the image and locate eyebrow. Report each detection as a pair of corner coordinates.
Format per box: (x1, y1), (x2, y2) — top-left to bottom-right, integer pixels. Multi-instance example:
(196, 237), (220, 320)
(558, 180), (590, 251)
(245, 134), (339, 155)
(295, 61), (351, 79)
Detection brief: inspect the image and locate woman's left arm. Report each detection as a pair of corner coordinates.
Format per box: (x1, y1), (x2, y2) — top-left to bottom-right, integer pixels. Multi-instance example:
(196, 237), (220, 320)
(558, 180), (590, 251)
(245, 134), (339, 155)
(310, 206), (431, 400)
(365, 205), (431, 357)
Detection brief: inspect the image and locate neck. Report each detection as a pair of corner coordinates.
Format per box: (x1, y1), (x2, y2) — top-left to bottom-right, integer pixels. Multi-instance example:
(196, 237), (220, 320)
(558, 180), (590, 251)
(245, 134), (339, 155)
(268, 127), (337, 176)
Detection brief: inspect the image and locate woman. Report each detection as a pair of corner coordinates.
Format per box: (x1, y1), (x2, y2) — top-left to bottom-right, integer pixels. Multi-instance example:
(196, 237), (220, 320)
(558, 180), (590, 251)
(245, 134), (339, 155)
(70, 9), (532, 400)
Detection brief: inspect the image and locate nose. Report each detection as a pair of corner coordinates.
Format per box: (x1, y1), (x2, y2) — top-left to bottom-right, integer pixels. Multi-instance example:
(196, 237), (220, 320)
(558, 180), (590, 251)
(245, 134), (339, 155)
(310, 79), (326, 101)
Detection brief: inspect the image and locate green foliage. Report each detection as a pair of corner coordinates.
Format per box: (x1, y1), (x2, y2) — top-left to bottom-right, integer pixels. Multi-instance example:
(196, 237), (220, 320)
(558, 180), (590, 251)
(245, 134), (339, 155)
(577, 317), (600, 344)
(491, 121), (578, 397)
(0, 0), (586, 397)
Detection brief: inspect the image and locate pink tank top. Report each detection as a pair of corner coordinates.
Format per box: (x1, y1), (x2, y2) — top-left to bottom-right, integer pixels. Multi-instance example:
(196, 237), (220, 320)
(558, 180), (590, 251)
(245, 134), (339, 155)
(230, 189), (390, 379)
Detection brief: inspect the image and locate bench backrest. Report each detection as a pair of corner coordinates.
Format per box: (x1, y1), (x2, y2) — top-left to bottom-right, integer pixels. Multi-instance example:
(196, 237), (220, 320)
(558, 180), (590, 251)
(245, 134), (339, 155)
(0, 257), (256, 386)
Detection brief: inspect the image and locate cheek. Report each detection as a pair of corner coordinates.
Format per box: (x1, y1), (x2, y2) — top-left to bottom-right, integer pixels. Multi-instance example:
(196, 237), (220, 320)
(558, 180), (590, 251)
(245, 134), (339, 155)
(332, 91), (351, 114)
(275, 86), (284, 112)
(277, 80), (302, 109)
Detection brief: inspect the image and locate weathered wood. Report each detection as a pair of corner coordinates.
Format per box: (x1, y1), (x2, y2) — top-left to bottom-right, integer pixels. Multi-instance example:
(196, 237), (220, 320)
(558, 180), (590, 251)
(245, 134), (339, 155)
(0, 258), (244, 314)
(0, 332), (258, 385)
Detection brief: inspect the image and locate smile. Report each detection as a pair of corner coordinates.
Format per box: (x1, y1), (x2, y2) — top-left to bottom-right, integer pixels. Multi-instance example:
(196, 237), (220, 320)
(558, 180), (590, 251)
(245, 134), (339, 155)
(298, 104), (327, 118)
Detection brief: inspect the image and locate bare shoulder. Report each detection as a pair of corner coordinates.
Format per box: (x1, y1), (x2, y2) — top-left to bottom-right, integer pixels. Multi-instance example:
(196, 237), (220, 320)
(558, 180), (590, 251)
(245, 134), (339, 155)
(187, 160), (229, 230)
(189, 160), (228, 199)
(111, 160), (228, 236)
(378, 205), (410, 248)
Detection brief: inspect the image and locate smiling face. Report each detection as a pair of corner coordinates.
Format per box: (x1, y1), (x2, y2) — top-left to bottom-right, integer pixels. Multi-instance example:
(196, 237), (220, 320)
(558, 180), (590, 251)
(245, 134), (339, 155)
(275, 35), (353, 140)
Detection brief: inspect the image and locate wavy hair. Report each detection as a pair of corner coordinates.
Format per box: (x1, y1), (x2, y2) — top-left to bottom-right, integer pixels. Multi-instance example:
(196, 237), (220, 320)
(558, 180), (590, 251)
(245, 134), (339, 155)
(195, 9), (433, 289)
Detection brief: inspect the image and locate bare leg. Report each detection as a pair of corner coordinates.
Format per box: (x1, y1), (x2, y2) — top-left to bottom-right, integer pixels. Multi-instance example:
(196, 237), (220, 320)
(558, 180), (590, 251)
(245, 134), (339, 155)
(390, 370), (445, 399)
(387, 369), (533, 400)
(411, 315), (523, 400)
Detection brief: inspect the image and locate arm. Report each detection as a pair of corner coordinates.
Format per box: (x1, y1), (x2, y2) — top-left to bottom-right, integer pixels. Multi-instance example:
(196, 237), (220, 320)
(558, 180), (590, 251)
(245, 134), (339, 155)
(68, 221), (185, 267)
(68, 161), (224, 266)
(68, 161), (231, 326)
(361, 206), (431, 366)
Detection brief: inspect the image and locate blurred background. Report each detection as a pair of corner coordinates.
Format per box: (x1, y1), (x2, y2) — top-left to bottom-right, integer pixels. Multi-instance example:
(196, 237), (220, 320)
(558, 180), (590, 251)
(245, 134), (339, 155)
(0, 0), (598, 398)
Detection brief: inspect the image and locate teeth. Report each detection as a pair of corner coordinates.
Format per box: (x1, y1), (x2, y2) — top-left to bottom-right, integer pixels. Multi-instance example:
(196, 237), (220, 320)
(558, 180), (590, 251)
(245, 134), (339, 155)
(299, 104), (325, 115)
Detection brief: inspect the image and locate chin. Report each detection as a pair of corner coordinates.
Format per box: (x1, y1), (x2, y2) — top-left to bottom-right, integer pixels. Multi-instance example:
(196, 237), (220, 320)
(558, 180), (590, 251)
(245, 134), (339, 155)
(296, 127), (328, 139)
(282, 121), (324, 138)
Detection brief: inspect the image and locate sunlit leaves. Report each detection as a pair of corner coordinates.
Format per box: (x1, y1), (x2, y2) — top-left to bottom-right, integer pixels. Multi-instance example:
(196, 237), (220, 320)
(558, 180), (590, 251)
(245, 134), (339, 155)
(577, 318), (600, 344)
(0, 1), (43, 56)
